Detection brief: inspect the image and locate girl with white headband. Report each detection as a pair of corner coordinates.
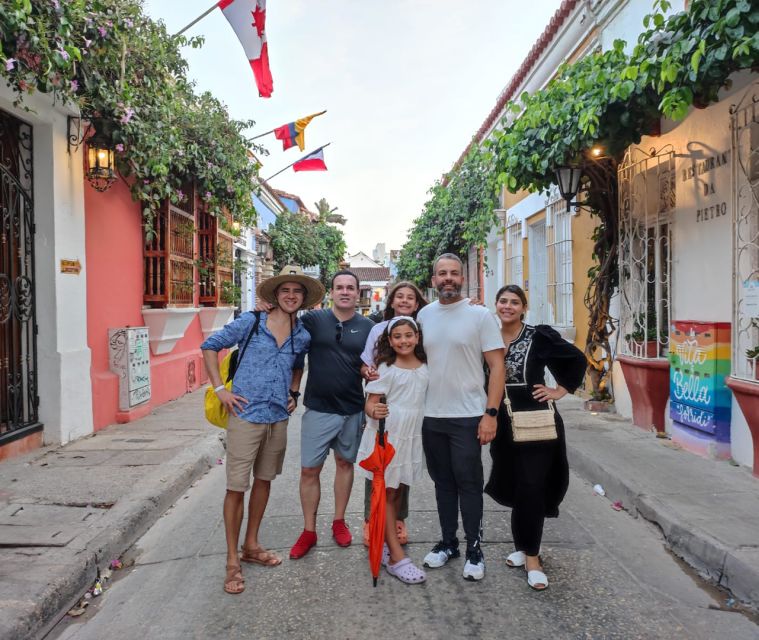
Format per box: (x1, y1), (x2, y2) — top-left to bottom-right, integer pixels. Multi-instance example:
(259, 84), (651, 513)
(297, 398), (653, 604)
(356, 316), (429, 584)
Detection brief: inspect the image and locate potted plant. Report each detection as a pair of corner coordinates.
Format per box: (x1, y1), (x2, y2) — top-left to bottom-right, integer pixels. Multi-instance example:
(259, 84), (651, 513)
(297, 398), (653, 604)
(584, 388), (614, 413)
(746, 345), (759, 381)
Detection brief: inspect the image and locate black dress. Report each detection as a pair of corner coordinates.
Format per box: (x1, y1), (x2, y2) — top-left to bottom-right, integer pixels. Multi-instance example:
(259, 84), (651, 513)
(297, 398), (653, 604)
(484, 324), (586, 518)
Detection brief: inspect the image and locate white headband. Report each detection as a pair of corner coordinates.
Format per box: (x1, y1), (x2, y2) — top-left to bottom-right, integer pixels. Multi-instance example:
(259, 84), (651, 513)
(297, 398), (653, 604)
(387, 315), (418, 332)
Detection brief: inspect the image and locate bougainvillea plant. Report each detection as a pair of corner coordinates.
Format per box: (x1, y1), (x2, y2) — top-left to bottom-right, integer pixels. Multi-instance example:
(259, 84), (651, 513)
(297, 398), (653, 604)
(0, 0), (263, 235)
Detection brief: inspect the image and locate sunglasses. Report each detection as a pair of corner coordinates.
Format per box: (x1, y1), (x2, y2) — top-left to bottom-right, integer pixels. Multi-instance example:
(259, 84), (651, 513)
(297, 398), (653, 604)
(335, 321), (343, 344)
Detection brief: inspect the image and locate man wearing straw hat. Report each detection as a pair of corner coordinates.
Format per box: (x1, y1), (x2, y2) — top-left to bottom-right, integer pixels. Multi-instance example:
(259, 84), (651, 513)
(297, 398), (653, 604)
(202, 265), (324, 595)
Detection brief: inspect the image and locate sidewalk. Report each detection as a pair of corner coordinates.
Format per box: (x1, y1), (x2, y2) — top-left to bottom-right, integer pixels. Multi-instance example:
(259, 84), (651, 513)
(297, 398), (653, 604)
(560, 395), (759, 610)
(0, 389), (224, 640)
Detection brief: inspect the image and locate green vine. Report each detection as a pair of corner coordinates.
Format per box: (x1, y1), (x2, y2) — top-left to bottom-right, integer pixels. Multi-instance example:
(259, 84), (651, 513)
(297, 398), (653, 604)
(0, 0), (263, 235)
(397, 145), (498, 287)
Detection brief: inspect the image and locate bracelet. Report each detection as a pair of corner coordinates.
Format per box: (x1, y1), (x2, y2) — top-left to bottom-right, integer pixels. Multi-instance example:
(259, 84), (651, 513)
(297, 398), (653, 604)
(214, 384), (226, 393)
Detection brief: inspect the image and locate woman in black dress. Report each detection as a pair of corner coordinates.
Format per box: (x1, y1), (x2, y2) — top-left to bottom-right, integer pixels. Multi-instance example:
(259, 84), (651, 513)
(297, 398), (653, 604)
(485, 285), (586, 590)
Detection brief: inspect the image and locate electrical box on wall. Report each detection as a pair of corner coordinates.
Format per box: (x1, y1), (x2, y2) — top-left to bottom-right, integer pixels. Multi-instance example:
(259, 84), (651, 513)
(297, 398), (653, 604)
(108, 327), (151, 411)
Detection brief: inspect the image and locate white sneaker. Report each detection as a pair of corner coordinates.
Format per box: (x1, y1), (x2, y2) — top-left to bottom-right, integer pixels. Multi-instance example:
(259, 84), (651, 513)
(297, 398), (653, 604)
(423, 541), (460, 568)
(463, 547), (485, 581)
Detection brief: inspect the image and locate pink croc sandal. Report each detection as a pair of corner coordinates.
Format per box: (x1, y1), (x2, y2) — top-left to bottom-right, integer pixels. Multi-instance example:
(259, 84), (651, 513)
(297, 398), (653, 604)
(386, 557), (426, 584)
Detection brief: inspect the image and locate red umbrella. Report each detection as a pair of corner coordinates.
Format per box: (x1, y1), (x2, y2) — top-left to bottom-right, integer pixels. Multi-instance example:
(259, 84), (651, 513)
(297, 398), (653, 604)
(358, 396), (395, 586)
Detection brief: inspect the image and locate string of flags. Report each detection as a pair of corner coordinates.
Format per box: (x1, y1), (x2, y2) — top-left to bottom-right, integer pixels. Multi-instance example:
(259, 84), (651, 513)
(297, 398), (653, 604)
(176, 2), (330, 180)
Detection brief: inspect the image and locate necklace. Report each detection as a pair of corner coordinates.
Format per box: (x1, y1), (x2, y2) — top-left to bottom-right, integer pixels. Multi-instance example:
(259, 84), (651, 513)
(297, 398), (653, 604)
(501, 322), (524, 345)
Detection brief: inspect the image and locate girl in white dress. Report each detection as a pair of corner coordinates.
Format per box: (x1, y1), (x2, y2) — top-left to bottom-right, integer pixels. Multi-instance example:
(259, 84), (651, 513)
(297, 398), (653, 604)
(358, 316), (429, 584)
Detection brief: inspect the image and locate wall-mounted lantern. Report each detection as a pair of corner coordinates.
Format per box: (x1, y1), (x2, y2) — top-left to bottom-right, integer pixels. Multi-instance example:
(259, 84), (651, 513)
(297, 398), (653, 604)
(85, 119), (116, 192)
(555, 164), (582, 212)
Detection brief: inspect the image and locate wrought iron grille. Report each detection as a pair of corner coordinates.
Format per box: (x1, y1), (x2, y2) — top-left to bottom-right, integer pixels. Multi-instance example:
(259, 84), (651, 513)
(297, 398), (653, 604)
(546, 188), (574, 327)
(0, 109), (41, 444)
(528, 219), (549, 323)
(505, 215), (523, 288)
(618, 146), (675, 359)
(730, 83), (759, 382)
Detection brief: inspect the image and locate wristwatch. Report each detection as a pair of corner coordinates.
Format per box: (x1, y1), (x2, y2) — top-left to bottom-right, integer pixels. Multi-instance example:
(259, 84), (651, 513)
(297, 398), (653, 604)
(485, 407), (498, 417)
(289, 390), (301, 400)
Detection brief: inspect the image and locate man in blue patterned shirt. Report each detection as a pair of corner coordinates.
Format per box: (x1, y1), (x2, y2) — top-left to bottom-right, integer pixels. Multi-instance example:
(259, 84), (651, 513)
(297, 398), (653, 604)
(201, 265), (324, 595)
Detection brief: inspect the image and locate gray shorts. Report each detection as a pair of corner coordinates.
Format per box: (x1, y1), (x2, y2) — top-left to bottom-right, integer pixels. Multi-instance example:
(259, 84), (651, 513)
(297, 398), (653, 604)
(300, 408), (364, 468)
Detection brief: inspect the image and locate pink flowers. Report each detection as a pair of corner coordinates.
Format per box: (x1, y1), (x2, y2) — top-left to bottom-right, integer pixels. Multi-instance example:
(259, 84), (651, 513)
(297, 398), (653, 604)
(70, 79), (79, 91)
(120, 107), (135, 124)
(5, 58), (16, 71)
(98, 26), (107, 38)
(115, 143), (124, 152)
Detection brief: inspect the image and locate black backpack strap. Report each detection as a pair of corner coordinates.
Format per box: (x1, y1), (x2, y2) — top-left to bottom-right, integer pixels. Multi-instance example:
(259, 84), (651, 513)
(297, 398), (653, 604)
(228, 311), (262, 382)
(237, 311), (261, 362)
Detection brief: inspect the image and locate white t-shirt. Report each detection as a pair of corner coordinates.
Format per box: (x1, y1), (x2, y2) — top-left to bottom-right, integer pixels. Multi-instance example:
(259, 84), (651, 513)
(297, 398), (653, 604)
(417, 298), (504, 418)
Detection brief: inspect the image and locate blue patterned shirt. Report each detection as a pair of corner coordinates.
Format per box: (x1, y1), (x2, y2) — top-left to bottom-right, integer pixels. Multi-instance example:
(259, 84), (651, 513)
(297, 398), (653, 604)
(201, 311), (310, 424)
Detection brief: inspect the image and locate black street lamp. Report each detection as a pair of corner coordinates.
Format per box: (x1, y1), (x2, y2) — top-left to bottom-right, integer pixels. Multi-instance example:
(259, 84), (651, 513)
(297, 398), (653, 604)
(555, 164), (582, 212)
(85, 119), (116, 192)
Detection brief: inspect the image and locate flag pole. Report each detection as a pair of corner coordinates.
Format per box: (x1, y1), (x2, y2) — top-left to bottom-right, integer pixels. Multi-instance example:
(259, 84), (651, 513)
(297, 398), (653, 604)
(264, 143), (331, 182)
(175, 2), (219, 36)
(251, 111), (328, 141)
(251, 128), (277, 141)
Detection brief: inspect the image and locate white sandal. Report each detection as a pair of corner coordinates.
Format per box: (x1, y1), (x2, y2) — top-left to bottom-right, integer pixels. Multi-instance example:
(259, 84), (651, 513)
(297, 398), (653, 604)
(506, 551), (526, 567)
(527, 569), (549, 590)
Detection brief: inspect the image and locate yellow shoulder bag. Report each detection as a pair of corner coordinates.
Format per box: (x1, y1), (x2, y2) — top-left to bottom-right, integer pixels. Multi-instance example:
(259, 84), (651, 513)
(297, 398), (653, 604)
(204, 312), (261, 429)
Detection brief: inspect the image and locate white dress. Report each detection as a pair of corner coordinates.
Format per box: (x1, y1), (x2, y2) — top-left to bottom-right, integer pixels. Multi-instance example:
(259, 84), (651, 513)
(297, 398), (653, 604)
(356, 363), (429, 489)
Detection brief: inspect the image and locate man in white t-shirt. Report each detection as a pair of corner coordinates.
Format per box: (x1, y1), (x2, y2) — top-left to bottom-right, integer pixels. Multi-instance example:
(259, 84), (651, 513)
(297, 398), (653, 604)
(417, 253), (505, 582)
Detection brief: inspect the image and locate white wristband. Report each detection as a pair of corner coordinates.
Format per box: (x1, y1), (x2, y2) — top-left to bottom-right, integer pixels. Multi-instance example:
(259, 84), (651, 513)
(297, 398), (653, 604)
(214, 384), (226, 393)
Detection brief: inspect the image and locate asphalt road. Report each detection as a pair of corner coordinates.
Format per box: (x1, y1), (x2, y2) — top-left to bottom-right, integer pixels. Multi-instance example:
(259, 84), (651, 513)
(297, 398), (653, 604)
(48, 407), (759, 640)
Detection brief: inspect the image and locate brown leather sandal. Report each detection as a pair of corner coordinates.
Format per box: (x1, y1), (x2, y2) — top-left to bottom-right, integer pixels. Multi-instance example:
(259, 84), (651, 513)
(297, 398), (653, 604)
(224, 564), (245, 594)
(240, 546), (283, 566)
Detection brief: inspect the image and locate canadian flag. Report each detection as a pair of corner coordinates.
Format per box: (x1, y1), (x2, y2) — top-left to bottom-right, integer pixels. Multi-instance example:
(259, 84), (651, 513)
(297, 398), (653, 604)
(218, 0), (273, 98)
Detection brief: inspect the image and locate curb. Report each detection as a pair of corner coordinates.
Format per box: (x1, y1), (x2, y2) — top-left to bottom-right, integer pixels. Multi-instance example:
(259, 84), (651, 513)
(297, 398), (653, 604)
(566, 441), (759, 610)
(10, 431), (225, 640)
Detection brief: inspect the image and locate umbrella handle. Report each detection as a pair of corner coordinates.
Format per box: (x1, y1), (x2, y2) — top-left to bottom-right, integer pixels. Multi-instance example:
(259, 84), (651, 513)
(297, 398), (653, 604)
(378, 395), (386, 446)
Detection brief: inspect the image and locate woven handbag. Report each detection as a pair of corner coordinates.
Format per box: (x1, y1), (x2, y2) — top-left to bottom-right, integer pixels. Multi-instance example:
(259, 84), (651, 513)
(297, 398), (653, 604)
(504, 387), (557, 443)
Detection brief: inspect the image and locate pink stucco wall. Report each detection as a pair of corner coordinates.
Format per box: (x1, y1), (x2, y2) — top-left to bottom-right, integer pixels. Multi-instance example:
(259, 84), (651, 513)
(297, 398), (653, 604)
(84, 179), (206, 431)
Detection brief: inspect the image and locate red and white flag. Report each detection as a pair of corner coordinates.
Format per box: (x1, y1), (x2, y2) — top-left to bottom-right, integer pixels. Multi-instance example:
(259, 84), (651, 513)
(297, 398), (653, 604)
(293, 148), (328, 172)
(218, 0), (273, 98)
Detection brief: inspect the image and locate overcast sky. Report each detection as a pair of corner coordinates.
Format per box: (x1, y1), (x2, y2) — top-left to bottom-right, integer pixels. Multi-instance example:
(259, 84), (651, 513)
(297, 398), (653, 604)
(143, 0), (562, 255)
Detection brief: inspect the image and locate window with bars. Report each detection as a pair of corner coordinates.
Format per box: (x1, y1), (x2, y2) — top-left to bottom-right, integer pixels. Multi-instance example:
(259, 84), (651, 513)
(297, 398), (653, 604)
(546, 195), (574, 327)
(617, 147), (675, 359)
(143, 182), (233, 308)
(505, 217), (523, 288)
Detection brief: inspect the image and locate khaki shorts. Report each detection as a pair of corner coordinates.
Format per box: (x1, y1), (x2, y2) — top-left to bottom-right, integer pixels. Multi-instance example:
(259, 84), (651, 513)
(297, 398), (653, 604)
(226, 415), (288, 491)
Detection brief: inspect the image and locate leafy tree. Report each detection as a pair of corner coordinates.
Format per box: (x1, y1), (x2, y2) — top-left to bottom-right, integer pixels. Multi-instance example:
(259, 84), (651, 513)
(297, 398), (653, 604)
(313, 199), (347, 288)
(269, 198), (346, 288)
(269, 211), (319, 271)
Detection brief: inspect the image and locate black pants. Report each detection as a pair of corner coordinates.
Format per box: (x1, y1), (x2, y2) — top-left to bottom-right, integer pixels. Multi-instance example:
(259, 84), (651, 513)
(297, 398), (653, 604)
(511, 442), (555, 556)
(422, 416), (483, 549)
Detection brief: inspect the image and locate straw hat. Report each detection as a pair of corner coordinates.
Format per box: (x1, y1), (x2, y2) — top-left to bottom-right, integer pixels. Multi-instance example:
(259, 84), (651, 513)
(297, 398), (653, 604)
(257, 265), (325, 309)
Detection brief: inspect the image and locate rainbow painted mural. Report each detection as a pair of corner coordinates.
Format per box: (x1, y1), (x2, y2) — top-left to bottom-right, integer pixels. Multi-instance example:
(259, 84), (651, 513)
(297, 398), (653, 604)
(669, 321), (732, 442)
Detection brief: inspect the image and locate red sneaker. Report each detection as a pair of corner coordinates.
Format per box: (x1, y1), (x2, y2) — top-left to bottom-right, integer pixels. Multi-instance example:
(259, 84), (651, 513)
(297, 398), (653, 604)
(289, 530), (317, 559)
(332, 519), (352, 547)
